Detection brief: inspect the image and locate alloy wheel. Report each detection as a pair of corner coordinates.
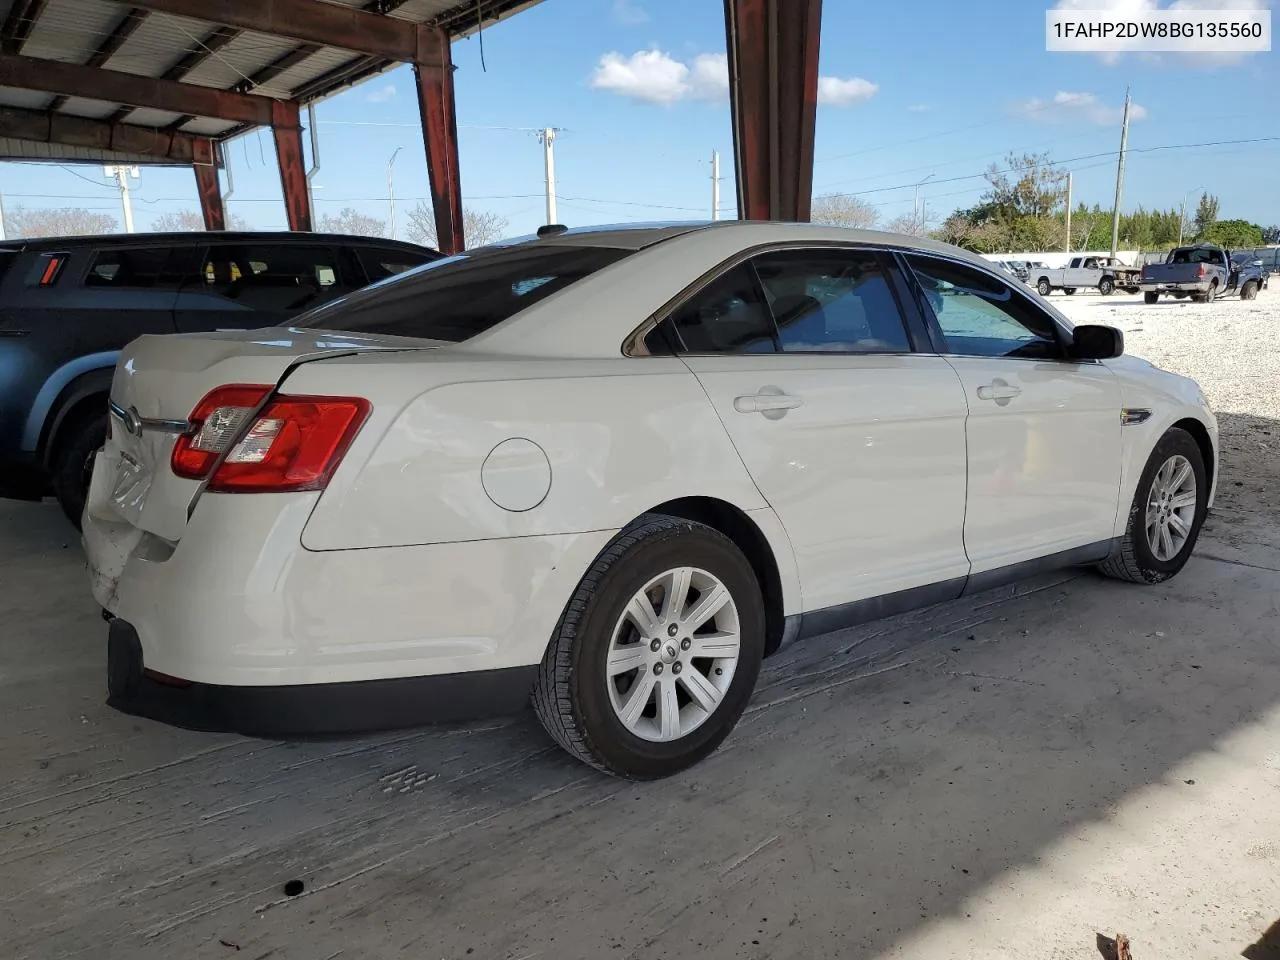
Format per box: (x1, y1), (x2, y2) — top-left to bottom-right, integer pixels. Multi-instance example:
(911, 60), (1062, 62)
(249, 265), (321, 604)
(1145, 454), (1197, 562)
(605, 566), (741, 743)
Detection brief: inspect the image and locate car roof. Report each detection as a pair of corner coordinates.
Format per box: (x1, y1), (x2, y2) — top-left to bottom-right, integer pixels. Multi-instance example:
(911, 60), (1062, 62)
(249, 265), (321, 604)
(0, 232), (439, 255)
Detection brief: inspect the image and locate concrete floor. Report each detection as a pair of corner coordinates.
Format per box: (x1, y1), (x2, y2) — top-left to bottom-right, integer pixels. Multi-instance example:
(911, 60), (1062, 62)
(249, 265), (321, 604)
(3, 486), (1279, 959)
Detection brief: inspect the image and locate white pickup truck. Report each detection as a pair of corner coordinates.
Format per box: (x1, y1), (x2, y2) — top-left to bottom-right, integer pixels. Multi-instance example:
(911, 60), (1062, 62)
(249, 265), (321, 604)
(1031, 256), (1142, 297)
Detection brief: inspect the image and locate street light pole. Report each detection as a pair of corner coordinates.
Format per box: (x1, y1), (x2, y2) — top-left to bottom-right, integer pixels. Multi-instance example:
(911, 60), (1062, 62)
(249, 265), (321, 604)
(387, 146), (403, 240)
(1178, 185), (1206, 246)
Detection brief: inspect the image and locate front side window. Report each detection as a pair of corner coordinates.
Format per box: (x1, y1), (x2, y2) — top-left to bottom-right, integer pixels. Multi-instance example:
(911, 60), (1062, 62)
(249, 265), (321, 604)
(301, 245), (633, 342)
(751, 249), (911, 353)
(906, 254), (1063, 360)
(85, 247), (174, 288)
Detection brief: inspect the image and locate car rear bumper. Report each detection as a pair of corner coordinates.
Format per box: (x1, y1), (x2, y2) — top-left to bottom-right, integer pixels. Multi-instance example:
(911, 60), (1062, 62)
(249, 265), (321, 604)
(1139, 280), (1210, 293)
(106, 617), (538, 735)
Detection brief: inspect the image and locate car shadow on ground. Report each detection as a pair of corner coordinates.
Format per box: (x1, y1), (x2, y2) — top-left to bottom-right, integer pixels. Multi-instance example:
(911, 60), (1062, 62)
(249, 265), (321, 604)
(2, 412), (1278, 960)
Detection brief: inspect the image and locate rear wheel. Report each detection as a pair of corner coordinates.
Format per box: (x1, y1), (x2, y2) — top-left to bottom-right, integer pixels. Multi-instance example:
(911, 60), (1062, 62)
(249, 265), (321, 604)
(1143, 291), (1160, 304)
(51, 412), (106, 530)
(1197, 281), (1218, 303)
(1241, 280), (1259, 301)
(1099, 277), (1115, 296)
(1097, 427), (1207, 584)
(1037, 279), (1052, 296)
(533, 514), (766, 779)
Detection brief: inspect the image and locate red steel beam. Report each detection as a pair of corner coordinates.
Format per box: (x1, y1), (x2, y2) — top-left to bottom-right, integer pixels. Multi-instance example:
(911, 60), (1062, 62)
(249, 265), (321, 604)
(0, 0), (47, 55)
(413, 30), (463, 253)
(122, 0), (447, 66)
(723, 0), (822, 222)
(0, 104), (215, 163)
(0, 53), (275, 126)
(194, 157), (225, 230)
(271, 100), (311, 232)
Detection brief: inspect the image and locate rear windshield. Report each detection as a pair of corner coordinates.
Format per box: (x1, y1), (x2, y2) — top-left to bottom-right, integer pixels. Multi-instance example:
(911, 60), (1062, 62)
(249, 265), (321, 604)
(299, 244), (634, 342)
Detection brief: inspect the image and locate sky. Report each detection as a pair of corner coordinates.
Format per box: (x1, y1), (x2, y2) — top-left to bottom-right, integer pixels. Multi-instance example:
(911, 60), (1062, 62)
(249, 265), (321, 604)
(0, 0), (1276, 241)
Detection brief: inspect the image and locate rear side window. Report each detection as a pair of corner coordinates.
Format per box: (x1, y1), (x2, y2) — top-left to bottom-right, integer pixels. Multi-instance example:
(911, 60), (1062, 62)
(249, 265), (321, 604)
(751, 249), (911, 353)
(85, 247), (175, 287)
(355, 246), (435, 283)
(197, 244), (345, 313)
(301, 245), (633, 342)
(665, 264), (777, 353)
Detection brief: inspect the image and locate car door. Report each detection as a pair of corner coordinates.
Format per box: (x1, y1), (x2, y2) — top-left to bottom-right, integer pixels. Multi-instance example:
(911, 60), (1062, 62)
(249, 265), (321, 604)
(661, 247), (972, 613)
(173, 242), (351, 333)
(902, 253), (1123, 575)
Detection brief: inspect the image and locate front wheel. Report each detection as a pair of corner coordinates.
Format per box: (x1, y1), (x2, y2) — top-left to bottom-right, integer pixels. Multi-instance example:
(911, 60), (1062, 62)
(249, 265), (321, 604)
(533, 515), (766, 779)
(52, 413), (106, 530)
(1143, 291), (1160, 304)
(1037, 279), (1052, 296)
(1241, 280), (1259, 301)
(1097, 427), (1207, 584)
(1099, 277), (1115, 296)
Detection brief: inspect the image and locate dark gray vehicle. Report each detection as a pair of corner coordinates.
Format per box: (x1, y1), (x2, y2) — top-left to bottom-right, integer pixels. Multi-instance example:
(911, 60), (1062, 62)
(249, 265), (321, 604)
(0, 231), (440, 525)
(1140, 243), (1267, 304)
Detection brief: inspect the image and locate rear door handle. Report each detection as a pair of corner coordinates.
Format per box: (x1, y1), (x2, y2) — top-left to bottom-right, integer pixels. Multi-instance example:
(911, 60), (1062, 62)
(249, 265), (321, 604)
(733, 393), (803, 415)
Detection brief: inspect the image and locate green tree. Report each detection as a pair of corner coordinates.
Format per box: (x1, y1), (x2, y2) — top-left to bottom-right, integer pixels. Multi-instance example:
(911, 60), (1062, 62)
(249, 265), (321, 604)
(981, 152), (1068, 220)
(1197, 219), (1263, 248)
(1193, 192), (1219, 234)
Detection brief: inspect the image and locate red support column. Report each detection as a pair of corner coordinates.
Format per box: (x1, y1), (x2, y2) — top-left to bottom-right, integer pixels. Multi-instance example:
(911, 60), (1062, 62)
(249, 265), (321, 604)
(193, 141), (225, 230)
(272, 99), (312, 231)
(723, 0), (823, 222)
(413, 27), (463, 253)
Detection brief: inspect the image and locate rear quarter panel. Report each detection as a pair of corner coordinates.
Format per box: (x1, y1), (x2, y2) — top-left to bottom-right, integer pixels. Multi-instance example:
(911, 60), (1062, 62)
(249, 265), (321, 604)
(289, 352), (780, 549)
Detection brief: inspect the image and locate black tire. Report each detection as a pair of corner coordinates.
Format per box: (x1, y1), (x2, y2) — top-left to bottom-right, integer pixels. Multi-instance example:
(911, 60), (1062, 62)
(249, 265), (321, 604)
(1099, 276), (1115, 296)
(1241, 280), (1259, 301)
(1143, 291), (1160, 304)
(1097, 427), (1208, 584)
(1172, 292), (1189, 299)
(51, 412), (106, 530)
(1037, 279), (1052, 296)
(1063, 287), (1077, 295)
(1197, 281), (1218, 303)
(532, 514), (766, 779)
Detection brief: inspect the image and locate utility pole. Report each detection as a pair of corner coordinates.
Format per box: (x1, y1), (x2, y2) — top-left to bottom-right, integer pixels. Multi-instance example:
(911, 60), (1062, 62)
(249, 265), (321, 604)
(1109, 86), (1131, 260)
(105, 165), (138, 233)
(1064, 171), (1072, 253)
(914, 173), (935, 224)
(387, 146), (403, 240)
(711, 149), (721, 221)
(539, 127), (558, 224)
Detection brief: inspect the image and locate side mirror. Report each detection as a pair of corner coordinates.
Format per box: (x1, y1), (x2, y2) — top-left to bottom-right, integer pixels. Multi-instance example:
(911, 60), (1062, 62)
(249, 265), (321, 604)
(1069, 324), (1123, 360)
(1253, 259), (1264, 268)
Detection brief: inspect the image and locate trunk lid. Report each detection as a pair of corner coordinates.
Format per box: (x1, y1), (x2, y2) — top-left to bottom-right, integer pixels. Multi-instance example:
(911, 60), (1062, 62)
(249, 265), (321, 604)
(89, 326), (434, 541)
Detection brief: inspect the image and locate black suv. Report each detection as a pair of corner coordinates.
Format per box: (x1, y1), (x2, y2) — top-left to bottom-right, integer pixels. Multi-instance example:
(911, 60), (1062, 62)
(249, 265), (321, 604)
(0, 231), (440, 525)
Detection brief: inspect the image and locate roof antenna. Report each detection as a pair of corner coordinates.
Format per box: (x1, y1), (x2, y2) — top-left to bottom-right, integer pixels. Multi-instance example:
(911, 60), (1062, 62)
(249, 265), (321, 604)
(537, 224), (568, 238)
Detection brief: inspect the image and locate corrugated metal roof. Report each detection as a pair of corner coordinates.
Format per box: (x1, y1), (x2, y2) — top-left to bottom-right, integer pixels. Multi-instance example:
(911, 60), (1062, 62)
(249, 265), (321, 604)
(0, 0), (546, 165)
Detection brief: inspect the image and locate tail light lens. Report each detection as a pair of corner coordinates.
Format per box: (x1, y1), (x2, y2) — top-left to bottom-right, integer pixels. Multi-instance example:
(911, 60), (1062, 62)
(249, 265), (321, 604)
(172, 386), (370, 493)
(1197, 264), (1207, 277)
(172, 385), (272, 480)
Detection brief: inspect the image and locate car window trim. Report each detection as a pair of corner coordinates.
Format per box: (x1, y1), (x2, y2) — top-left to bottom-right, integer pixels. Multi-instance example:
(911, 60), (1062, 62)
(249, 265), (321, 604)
(623, 240), (935, 358)
(898, 249), (1081, 363)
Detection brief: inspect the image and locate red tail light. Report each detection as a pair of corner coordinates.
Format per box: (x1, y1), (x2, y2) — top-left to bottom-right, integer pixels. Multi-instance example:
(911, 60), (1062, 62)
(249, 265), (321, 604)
(172, 386), (370, 493)
(1197, 264), (1207, 277)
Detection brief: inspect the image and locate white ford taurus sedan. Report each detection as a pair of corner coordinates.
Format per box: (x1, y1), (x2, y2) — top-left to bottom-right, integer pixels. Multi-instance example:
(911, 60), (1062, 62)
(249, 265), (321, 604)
(84, 222), (1218, 779)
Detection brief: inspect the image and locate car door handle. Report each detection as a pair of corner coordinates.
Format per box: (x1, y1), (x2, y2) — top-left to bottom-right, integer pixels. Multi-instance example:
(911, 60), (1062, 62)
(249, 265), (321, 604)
(976, 381), (1022, 402)
(733, 393), (803, 414)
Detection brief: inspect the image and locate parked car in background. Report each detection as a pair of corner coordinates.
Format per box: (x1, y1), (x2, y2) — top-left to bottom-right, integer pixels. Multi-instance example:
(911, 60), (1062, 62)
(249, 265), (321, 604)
(0, 231), (440, 525)
(1032, 256), (1142, 296)
(83, 221), (1218, 779)
(1140, 244), (1266, 304)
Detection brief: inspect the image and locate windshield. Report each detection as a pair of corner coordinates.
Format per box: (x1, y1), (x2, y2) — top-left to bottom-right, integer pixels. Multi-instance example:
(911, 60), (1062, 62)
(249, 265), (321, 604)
(297, 244), (635, 342)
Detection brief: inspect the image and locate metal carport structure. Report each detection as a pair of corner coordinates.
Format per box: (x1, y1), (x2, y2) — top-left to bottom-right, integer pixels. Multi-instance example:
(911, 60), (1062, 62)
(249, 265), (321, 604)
(0, 0), (823, 251)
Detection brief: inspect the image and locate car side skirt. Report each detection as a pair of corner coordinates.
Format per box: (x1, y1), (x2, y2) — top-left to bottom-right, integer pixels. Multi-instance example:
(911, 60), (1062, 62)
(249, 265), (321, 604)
(781, 539), (1117, 647)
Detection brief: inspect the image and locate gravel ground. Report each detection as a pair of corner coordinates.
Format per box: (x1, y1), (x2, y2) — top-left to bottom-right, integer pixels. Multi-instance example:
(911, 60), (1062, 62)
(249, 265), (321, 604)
(1054, 290), (1280, 554)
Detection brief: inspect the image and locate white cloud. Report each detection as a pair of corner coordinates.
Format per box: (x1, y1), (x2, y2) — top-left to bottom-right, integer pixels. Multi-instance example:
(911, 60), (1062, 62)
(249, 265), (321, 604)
(817, 76), (879, 106)
(590, 49), (877, 108)
(366, 84), (396, 103)
(907, 103), (930, 113)
(612, 0), (648, 25)
(1013, 90), (1149, 125)
(1050, 0), (1270, 65)
(591, 50), (691, 104)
